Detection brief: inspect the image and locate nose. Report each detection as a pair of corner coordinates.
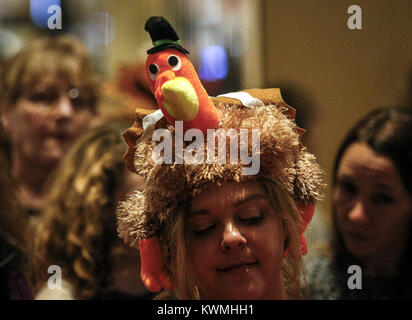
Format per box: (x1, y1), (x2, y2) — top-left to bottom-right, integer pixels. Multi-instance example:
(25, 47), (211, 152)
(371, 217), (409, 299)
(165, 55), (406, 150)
(347, 199), (369, 225)
(54, 96), (74, 119)
(220, 221), (247, 253)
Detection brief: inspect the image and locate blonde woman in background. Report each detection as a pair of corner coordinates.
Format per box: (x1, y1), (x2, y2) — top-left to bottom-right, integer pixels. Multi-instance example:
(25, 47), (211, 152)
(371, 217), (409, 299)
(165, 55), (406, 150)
(0, 35), (98, 219)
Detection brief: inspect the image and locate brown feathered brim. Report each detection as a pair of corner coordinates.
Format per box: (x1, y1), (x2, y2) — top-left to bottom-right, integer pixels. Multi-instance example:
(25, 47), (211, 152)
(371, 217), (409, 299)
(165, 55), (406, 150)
(117, 89), (325, 247)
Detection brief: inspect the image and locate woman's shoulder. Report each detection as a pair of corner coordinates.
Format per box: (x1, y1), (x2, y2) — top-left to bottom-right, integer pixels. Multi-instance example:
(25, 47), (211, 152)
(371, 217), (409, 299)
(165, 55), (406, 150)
(305, 249), (343, 300)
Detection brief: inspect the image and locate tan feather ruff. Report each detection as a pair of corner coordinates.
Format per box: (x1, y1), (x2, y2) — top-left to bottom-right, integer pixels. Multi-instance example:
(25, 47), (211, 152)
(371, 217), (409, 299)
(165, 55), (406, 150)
(117, 89), (325, 247)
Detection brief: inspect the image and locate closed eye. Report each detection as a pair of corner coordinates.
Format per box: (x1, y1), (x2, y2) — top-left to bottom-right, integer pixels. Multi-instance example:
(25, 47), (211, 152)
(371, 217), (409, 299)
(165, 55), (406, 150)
(238, 215), (264, 226)
(191, 224), (216, 236)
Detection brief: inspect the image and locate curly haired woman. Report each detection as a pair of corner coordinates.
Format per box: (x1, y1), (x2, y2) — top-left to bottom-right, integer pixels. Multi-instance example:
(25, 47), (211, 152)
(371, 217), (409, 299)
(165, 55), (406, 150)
(33, 123), (150, 300)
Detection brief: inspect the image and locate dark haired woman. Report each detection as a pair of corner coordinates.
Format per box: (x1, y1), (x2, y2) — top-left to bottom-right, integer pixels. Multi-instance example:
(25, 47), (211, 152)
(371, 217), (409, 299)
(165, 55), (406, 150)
(307, 106), (412, 299)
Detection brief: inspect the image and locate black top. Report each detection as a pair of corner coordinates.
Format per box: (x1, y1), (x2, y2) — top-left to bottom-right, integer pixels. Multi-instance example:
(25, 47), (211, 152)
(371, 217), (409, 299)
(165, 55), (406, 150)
(92, 290), (156, 300)
(306, 254), (412, 300)
(0, 235), (32, 300)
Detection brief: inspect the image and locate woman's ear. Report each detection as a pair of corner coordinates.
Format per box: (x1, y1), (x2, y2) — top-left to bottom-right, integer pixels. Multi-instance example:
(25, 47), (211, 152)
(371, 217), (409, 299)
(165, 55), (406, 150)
(1, 110), (8, 130)
(1, 106), (13, 136)
(282, 222), (290, 257)
(284, 236), (290, 251)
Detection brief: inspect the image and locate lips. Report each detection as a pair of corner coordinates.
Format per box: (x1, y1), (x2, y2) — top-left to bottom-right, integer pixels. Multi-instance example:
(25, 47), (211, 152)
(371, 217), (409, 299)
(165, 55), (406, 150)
(344, 231), (369, 243)
(217, 260), (258, 273)
(50, 131), (73, 141)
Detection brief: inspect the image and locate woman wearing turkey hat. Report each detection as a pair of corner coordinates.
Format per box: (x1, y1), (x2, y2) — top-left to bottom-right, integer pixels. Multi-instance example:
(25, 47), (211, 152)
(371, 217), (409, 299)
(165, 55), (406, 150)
(117, 16), (325, 300)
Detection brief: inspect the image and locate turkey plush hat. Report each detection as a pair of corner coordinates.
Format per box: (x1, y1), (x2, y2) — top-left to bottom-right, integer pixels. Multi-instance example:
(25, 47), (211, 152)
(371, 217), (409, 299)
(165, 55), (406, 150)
(143, 16), (220, 135)
(117, 16), (325, 293)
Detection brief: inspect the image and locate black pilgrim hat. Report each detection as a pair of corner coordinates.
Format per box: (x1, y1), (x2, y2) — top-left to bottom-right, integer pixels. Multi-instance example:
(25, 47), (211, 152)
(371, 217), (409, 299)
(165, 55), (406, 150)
(145, 16), (189, 55)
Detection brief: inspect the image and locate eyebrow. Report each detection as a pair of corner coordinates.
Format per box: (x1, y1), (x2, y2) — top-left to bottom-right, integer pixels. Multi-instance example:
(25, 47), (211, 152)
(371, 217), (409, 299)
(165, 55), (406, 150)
(373, 183), (393, 191)
(234, 193), (268, 207)
(336, 173), (353, 182)
(190, 193), (268, 216)
(337, 174), (395, 192)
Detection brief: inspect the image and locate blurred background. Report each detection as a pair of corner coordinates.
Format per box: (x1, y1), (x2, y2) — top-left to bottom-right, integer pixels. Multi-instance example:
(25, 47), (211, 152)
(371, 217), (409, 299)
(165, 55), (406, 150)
(0, 0), (411, 225)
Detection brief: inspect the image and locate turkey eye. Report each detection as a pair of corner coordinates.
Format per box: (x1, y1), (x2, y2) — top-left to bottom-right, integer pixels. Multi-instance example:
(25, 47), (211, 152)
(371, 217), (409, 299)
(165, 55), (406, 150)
(168, 55), (178, 66)
(149, 64), (158, 74)
(148, 63), (159, 81)
(168, 55), (181, 71)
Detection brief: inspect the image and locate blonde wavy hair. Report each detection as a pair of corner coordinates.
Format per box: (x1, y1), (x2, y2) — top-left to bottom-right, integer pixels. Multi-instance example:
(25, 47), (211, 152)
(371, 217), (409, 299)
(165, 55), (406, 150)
(158, 178), (304, 300)
(0, 35), (98, 112)
(32, 123), (132, 299)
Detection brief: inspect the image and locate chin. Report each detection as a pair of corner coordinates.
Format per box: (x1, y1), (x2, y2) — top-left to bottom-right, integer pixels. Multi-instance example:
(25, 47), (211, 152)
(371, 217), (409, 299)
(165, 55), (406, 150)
(217, 285), (266, 300)
(210, 292), (262, 300)
(39, 152), (63, 167)
(344, 239), (375, 259)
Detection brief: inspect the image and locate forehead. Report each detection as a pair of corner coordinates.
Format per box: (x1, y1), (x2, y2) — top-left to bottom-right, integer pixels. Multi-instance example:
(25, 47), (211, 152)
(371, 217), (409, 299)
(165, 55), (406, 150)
(337, 142), (404, 188)
(190, 181), (267, 213)
(20, 55), (86, 91)
(25, 74), (72, 91)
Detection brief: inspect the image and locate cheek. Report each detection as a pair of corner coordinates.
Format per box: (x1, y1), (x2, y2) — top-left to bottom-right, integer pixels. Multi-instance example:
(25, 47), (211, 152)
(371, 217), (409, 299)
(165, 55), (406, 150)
(251, 222), (284, 271)
(72, 112), (92, 132)
(333, 191), (350, 226)
(189, 238), (216, 269)
(375, 205), (411, 236)
(334, 206), (346, 227)
(9, 109), (49, 140)
(189, 237), (219, 283)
